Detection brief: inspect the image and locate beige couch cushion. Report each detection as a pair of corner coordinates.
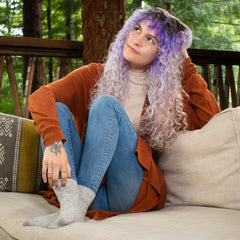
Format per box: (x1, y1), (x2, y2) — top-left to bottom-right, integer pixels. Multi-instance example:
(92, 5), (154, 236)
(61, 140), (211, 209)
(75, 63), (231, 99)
(157, 107), (240, 210)
(1, 192), (240, 240)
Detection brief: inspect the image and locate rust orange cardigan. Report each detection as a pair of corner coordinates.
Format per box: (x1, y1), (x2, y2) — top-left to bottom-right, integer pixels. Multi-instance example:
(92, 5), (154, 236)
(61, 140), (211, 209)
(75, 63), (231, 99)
(29, 57), (220, 220)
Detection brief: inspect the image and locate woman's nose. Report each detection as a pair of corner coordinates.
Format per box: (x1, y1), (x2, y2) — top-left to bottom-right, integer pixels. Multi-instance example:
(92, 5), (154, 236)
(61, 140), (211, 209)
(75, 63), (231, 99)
(133, 35), (143, 47)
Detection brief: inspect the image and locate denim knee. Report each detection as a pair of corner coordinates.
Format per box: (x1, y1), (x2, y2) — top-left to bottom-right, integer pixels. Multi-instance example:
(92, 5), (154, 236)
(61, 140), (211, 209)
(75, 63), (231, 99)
(91, 95), (120, 111)
(56, 102), (71, 117)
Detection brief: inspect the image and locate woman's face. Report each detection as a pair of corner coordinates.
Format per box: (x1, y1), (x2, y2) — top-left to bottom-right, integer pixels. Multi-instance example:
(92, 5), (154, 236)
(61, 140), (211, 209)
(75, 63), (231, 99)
(123, 20), (159, 73)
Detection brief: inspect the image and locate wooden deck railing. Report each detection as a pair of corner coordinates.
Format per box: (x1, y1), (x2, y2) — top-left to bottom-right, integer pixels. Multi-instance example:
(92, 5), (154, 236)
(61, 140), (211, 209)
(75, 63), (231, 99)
(188, 48), (240, 110)
(0, 36), (240, 118)
(0, 36), (82, 117)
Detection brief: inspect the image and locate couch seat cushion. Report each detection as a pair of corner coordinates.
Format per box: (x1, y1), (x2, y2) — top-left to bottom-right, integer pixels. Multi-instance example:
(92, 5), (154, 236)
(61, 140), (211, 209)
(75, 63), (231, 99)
(1, 192), (240, 240)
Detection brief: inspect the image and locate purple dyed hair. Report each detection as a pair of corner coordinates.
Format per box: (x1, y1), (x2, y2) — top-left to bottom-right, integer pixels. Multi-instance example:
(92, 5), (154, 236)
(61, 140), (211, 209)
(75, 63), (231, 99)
(90, 7), (192, 151)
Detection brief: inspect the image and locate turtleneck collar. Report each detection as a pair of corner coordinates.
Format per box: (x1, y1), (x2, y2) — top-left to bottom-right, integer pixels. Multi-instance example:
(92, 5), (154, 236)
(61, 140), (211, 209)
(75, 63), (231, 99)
(128, 71), (147, 85)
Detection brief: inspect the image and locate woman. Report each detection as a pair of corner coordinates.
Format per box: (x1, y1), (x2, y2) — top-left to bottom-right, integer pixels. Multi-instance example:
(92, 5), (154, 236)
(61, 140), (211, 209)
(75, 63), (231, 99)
(24, 7), (220, 228)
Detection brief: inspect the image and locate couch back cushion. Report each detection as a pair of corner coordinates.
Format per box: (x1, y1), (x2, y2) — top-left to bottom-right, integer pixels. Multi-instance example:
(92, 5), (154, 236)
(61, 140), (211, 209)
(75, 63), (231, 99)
(0, 112), (42, 193)
(157, 107), (240, 210)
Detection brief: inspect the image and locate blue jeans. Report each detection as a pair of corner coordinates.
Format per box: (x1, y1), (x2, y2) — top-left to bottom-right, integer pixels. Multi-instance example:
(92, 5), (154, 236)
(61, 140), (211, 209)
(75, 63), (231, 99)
(51, 95), (144, 212)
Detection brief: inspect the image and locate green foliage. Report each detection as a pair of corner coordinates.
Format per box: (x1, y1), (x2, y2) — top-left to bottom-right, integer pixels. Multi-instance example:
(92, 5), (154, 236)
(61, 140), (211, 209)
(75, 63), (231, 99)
(0, 0), (23, 35)
(0, 0), (239, 114)
(1, 0), (239, 50)
(0, 56), (24, 115)
(125, 0), (142, 17)
(41, 0), (82, 40)
(144, 0), (240, 51)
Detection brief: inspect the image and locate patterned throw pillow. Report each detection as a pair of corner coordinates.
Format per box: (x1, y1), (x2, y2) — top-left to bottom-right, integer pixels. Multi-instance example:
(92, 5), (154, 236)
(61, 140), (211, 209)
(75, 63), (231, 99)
(0, 112), (42, 193)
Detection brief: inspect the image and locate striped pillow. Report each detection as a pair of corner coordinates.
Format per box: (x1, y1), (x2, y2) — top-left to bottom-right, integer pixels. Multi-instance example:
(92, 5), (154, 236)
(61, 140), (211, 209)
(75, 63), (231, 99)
(0, 112), (42, 193)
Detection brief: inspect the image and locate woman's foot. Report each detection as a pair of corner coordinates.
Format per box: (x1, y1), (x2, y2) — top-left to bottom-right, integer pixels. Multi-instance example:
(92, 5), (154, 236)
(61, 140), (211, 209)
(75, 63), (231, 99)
(23, 212), (58, 228)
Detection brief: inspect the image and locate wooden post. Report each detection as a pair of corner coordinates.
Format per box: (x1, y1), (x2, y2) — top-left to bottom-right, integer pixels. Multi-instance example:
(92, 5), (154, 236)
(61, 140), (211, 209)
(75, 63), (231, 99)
(201, 64), (211, 91)
(237, 66), (240, 106)
(227, 65), (237, 107)
(6, 56), (22, 117)
(213, 64), (219, 102)
(65, 58), (72, 75)
(216, 65), (225, 109)
(0, 55), (5, 95)
(56, 58), (63, 80)
(23, 57), (36, 118)
(36, 57), (47, 86)
(224, 65), (229, 108)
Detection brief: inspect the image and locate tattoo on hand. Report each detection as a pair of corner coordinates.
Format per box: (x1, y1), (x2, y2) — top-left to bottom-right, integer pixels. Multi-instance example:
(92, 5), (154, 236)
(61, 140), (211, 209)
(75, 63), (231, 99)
(49, 141), (63, 156)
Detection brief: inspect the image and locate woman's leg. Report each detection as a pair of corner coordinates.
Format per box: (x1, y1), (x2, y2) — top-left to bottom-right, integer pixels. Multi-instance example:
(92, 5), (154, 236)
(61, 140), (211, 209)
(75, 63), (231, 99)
(78, 95), (144, 212)
(24, 102), (84, 228)
(47, 102), (95, 228)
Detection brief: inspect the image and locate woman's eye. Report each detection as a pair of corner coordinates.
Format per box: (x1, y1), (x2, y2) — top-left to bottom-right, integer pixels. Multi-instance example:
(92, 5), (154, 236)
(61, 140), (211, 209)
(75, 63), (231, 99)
(134, 26), (140, 32)
(147, 37), (154, 44)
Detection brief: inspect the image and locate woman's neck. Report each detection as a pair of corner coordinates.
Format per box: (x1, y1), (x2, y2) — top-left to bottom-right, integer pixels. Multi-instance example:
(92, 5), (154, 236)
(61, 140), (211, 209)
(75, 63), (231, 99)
(128, 71), (147, 85)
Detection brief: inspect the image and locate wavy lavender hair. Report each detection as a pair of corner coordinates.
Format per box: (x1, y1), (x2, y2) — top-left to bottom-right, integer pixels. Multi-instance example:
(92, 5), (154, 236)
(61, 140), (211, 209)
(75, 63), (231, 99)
(90, 7), (193, 151)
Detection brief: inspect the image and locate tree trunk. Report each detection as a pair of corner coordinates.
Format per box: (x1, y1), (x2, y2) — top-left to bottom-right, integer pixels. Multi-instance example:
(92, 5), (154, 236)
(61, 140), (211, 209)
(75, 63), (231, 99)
(23, 0), (42, 38)
(81, 0), (125, 64)
(23, 0), (43, 92)
(163, 1), (172, 14)
(64, 0), (74, 40)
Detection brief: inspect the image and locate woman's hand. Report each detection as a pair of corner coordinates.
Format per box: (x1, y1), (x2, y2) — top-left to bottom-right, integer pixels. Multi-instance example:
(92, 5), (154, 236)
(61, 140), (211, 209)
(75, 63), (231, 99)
(42, 141), (71, 187)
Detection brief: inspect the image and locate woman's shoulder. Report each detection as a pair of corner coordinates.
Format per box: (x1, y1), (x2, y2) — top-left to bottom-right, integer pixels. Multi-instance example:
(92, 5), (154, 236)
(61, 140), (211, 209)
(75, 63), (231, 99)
(70, 63), (105, 79)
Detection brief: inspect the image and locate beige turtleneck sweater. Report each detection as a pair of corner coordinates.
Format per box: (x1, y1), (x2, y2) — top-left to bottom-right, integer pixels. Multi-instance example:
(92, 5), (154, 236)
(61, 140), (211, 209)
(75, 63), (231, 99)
(123, 71), (147, 131)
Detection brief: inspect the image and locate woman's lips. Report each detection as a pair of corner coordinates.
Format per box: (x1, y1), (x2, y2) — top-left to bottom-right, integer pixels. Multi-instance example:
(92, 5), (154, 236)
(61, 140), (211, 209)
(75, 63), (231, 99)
(127, 44), (139, 54)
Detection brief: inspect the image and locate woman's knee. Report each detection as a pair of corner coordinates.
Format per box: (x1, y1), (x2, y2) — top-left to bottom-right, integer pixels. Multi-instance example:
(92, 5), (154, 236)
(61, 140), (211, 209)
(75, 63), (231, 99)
(56, 102), (71, 117)
(90, 95), (121, 112)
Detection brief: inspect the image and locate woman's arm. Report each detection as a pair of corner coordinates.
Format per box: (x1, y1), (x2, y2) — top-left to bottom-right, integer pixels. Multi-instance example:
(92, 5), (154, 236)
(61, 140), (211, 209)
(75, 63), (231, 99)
(182, 57), (221, 130)
(28, 63), (103, 147)
(29, 63), (103, 186)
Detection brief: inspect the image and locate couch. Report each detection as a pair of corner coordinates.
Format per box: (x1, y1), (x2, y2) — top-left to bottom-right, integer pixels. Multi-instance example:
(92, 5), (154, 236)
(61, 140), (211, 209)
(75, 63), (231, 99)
(1, 107), (240, 240)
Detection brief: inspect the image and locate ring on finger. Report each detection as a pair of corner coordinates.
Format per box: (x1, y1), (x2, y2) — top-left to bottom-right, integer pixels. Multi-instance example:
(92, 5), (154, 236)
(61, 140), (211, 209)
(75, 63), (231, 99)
(47, 172), (52, 174)
(61, 169), (67, 173)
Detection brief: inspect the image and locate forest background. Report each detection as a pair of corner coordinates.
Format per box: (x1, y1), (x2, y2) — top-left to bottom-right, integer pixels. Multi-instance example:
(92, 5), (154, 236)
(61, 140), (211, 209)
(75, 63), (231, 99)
(0, 0), (240, 114)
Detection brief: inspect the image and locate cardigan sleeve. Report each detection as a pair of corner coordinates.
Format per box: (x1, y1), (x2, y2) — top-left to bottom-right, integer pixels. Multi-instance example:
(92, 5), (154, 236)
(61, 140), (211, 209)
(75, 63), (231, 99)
(28, 63), (103, 146)
(182, 57), (221, 130)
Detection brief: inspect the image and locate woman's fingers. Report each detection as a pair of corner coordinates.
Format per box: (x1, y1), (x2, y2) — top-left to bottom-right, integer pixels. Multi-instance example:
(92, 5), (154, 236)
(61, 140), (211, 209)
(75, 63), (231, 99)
(42, 141), (70, 187)
(42, 160), (48, 183)
(60, 169), (68, 186)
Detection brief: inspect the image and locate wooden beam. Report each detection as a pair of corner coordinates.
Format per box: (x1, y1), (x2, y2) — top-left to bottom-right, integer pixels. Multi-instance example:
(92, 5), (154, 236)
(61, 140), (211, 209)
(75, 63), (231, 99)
(224, 66), (229, 108)
(227, 65), (237, 107)
(216, 65), (225, 109)
(0, 55), (5, 95)
(188, 48), (240, 65)
(201, 64), (211, 91)
(65, 58), (72, 75)
(5, 56), (22, 117)
(0, 36), (83, 58)
(213, 65), (219, 101)
(0, 36), (82, 50)
(36, 57), (47, 86)
(23, 57), (36, 118)
(237, 66), (240, 106)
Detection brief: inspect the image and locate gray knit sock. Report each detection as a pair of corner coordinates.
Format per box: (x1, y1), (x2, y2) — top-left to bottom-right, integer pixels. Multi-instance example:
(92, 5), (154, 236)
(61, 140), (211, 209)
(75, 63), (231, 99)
(77, 185), (96, 222)
(23, 212), (58, 228)
(48, 180), (95, 229)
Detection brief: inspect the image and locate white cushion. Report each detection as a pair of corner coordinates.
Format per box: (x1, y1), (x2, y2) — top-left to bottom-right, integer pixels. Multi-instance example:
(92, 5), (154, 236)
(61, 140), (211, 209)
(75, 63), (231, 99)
(1, 192), (240, 240)
(157, 107), (240, 210)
